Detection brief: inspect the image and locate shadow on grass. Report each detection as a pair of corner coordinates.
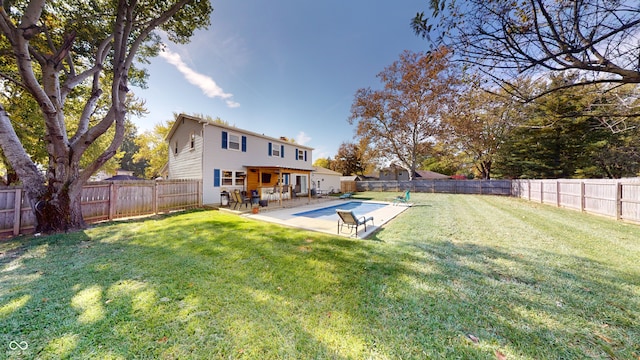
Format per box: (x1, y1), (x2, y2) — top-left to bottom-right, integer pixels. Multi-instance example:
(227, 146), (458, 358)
(1, 207), (639, 359)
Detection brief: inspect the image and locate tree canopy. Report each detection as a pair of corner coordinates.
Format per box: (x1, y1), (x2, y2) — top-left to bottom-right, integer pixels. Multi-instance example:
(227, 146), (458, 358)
(494, 74), (640, 178)
(349, 47), (460, 180)
(440, 78), (522, 179)
(412, 0), (640, 99)
(134, 119), (173, 179)
(0, 0), (212, 233)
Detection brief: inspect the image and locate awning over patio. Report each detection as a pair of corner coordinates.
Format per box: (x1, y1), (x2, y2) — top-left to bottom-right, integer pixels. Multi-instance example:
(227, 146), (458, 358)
(244, 165), (314, 205)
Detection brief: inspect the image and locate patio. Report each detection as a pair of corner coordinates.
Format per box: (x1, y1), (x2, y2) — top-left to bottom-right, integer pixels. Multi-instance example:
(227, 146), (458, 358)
(243, 199), (411, 239)
(215, 193), (335, 214)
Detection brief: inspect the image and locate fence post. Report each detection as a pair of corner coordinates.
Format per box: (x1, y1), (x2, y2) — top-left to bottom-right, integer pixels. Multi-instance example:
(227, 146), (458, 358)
(13, 188), (22, 236)
(528, 180), (531, 200)
(556, 181), (561, 207)
(616, 182), (623, 220)
(540, 181), (544, 203)
(108, 182), (116, 220)
(153, 181), (158, 215)
(580, 182), (585, 212)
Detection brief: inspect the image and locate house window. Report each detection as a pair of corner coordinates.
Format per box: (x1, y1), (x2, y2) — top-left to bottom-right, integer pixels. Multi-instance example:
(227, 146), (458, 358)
(235, 171), (246, 186)
(228, 134), (240, 151)
(190, 132), (195, 149)
(297, 149), (304, 160)
(222, 170), (233, 186)
(272, 147), (280, 157)
(174, 141), (178, 155)
(223, 131), (247, 152)
(221, 170), (246, 186)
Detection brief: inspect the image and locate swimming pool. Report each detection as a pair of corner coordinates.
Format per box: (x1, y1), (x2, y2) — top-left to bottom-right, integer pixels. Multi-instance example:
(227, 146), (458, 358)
(293, 201), (388, 220)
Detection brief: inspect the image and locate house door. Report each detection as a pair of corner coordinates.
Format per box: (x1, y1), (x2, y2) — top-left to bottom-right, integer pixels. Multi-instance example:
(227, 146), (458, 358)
(296, 175), (307, 194)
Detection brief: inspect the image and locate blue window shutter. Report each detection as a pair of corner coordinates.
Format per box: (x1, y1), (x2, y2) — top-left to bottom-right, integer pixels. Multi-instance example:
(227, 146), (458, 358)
(221, 131), (228, 149)
(214, 169), (221, 187)
(241, 136), (247, 152)
(304, 150), (307, 162)
(268, 142), (272, 156)
(281, 145), (284, 158)
(295, 148), (299, 160)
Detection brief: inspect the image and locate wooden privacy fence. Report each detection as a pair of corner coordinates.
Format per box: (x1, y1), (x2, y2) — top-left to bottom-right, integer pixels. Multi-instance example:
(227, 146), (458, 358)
(511, 179), (640, 224)
(0, 179), (201, 237)
(341, 181), (357, 194)
(355, 179), (513, 195)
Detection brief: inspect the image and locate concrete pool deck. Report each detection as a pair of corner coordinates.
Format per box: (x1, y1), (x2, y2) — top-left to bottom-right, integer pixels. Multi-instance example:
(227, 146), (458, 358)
(243, 199), (411, 239)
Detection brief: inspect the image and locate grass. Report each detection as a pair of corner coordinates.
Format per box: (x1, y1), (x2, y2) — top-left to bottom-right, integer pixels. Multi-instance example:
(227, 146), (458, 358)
(1, 192), (639, 359)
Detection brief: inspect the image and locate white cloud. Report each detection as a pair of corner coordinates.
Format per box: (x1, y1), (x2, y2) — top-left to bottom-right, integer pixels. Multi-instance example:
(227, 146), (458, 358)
(159, 48), (240, 108)
(296, 131), (311, 146)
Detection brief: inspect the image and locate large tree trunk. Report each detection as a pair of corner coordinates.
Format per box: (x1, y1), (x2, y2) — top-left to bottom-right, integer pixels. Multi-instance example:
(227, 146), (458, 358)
(34, 185), (85, 233)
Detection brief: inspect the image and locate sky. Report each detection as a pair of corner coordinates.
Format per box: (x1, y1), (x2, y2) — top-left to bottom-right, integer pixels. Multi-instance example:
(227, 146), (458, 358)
(133, 0), (430, 160)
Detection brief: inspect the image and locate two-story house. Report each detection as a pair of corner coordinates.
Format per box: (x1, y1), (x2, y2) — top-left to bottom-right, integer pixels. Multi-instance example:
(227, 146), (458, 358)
(166, 114), (314, 205)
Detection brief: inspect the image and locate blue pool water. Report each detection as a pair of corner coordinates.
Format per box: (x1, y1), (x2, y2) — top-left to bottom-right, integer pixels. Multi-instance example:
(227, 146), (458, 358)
(293, 201), (388, 220)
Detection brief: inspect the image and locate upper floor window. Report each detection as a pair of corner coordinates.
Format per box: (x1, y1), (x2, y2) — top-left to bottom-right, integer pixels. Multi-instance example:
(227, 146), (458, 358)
(268, 143), (284, 157)
(222, 131), (247, 152)
(228, 134), (240, 150)
(190, 132), (195, 149)
(296, 149), (307, 161)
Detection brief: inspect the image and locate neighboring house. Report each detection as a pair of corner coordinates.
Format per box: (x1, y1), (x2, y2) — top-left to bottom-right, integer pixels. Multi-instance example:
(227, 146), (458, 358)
(310, 166), (342, 194)
(104, 174), (145, 181)
(94, 169), (144, 181)
(415, 170), (450, 180)
(166, 114), (314, 205)
(379, 165), (410, 180)
(340, 174), (379, 182)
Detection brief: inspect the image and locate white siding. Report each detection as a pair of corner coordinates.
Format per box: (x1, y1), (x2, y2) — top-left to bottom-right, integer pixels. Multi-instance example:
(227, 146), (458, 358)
(311, 169), (342, 194)
(167, 119), (203, 180)
(166, 115), (314, 205)
(201, 124), (313, 204)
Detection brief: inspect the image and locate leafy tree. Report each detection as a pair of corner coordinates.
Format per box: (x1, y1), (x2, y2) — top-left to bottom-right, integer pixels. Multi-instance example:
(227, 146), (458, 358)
(119, 119), (148, 178)
(0, 84), (46, 184)
(412, 0), (640, 99)
(590, 131), (640, 178)
(493, 74), (639, 178)
(420, 153), (464, 177)
(440, 79), (523, 179)
(349, 47), (459, 180)
(333, 142), (372, 176)
(134, 119), (173, 179)
(0, 0), (212, 233)
(312, 157), (334, 170)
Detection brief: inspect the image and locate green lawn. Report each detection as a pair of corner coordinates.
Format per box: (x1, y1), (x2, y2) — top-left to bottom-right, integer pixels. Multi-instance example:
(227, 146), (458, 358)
(1, 193), (639, 359)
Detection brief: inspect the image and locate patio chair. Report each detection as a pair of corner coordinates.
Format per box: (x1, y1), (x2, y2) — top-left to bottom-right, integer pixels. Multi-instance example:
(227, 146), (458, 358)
(339, 192), (353, 199)
(234, 190), (251, 209)
(336, 209), (374, 237)
(267, 186), (278, 201)
(227, 191), (238, 208)
(281, 185), (290, 200)
(393, 190), (410, 205)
